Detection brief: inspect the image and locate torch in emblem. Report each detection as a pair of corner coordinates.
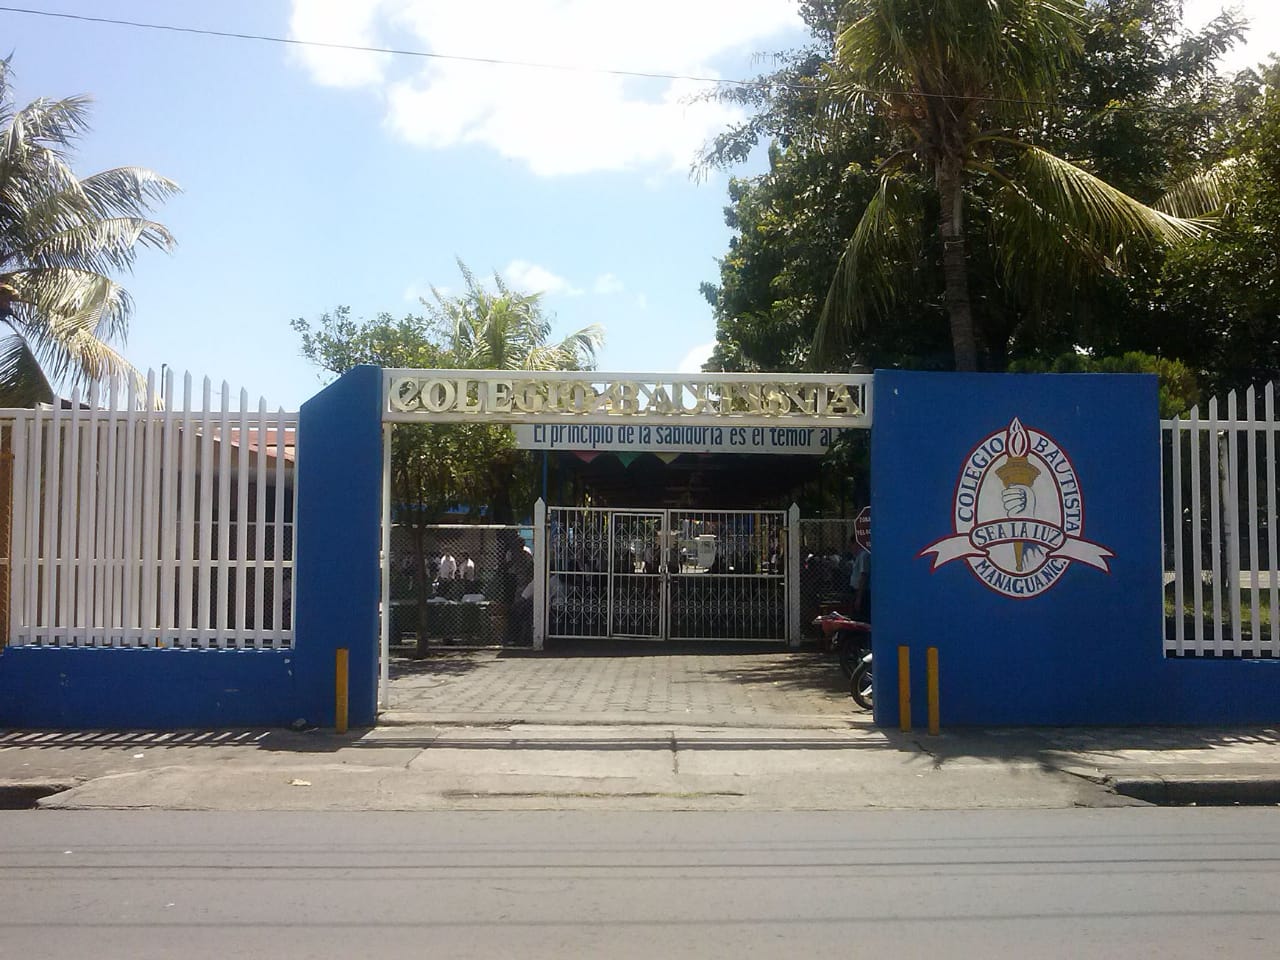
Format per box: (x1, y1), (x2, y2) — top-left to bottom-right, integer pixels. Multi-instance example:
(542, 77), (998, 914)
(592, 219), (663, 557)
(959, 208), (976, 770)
(995, 418), (1041, 572)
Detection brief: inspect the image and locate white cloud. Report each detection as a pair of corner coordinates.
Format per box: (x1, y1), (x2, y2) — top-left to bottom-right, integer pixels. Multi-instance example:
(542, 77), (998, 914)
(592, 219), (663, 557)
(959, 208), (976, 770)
(593, 273), (625, 295)
(289, 0), (390, 88)
(503, 260), (582, 296)
(678, 341), (716, 373)
(289, 0), (802, 175)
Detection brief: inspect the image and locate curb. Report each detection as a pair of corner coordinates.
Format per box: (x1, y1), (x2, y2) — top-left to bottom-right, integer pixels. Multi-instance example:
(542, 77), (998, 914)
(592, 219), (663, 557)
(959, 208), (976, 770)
(375, 712), (865, 730)
(1109, 776), (1280, 806)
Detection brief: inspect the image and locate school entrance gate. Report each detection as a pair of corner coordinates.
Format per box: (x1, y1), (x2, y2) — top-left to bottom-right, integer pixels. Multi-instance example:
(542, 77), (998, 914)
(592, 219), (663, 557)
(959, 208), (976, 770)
(545, 507), (790, 642)
(381, 369), (873, 680)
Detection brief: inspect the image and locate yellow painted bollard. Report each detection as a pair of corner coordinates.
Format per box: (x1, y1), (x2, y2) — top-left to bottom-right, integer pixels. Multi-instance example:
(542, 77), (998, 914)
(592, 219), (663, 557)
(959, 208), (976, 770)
(927, 646), (940, 736)
(898, 645), (911, 732)
(335, 647), (349, 734)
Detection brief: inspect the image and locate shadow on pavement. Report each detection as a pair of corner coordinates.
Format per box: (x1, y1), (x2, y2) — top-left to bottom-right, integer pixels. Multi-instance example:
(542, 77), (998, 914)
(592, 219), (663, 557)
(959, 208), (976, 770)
(703, 657), (849, 696)
(389, 652), (494, 679)
(0, 729), (274, 750)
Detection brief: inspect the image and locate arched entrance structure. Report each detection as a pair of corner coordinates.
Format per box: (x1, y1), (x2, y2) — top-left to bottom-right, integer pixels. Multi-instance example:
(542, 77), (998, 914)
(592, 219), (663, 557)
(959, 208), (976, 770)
(376, 369), (873, 697)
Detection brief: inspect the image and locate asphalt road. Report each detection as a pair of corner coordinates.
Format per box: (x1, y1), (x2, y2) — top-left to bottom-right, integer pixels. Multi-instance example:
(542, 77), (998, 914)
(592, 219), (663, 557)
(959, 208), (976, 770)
(3, 809), (1277, 959)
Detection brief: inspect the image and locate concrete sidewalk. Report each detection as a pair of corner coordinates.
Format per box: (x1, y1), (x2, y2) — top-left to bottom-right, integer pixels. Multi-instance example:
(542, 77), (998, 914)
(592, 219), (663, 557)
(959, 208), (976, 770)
(3, 719), (1279, 811)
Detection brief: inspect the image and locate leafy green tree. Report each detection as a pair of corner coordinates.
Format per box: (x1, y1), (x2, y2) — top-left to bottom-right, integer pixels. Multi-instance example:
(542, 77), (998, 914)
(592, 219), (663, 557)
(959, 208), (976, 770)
(427, 260), (603, 371)
(702, 1), (1248, 380)
(818, 0), (1207, 372)
(293, 264), (606, 644)
(1154, 62), (1280, 395)
(697, 1), (950, 372)
(0, 59), (178, 405)
(1009, 349), (1200, 418)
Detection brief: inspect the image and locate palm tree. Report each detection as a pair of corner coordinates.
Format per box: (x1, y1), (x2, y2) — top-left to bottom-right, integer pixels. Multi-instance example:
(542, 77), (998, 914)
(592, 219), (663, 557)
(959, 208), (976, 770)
(0, 59), (178, 405)
(816, 0), (1208, 371)
(427, 260), (603, 371)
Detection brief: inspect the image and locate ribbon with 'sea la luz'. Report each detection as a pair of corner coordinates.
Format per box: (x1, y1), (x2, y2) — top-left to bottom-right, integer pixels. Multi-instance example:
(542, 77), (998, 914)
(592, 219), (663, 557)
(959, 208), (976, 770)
(921, 520), (1114, 573)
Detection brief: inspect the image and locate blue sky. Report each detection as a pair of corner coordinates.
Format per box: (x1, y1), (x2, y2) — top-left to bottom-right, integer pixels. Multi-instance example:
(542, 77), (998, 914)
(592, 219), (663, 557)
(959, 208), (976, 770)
(4, 1), (1276, 410)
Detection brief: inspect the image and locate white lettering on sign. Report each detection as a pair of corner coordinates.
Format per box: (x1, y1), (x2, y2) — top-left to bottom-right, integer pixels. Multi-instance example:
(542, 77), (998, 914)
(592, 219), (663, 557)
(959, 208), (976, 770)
(514, 424), (852, 455)
(388, 375), (869, 422)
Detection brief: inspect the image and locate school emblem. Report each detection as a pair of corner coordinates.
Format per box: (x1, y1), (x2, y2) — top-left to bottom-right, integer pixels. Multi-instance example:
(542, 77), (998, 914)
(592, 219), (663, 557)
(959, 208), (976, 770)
(919, 417), (1114, 598)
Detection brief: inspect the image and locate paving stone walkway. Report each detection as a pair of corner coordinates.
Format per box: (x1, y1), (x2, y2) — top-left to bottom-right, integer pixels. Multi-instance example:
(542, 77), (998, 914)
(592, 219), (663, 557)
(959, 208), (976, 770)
(387, 640), (857, 722)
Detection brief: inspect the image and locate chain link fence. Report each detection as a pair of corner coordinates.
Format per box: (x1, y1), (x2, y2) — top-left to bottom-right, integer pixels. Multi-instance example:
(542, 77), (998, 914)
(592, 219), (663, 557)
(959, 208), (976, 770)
(388, 522), (533, 652)
(798, 518), (862, 639)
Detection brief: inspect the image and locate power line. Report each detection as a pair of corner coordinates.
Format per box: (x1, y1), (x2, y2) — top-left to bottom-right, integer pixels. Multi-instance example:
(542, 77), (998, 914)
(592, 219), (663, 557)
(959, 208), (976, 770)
(0, 4), (1245, 118)
(0, 4), (766, 89)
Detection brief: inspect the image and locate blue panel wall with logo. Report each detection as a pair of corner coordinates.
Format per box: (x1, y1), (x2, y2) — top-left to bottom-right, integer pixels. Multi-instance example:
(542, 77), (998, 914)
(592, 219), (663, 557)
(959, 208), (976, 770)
(871, 370), (1280, 726)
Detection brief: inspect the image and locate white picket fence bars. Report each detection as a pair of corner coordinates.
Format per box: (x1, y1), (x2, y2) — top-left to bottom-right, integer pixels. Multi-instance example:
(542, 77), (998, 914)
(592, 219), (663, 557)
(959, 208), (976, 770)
(1163, 382), (1280, 658)
(2, 371), (298, 649)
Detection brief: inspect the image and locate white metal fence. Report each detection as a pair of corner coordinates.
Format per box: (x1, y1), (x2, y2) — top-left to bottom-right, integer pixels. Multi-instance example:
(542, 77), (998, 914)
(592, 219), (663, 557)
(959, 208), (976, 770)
(2, 371), (298, 649)
(1163, 382), (1279, 658)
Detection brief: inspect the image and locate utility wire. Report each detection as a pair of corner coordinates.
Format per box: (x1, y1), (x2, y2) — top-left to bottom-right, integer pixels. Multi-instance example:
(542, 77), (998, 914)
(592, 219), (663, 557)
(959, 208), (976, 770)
(0, 5), (766, 88)
(0, 4), (1248, 117)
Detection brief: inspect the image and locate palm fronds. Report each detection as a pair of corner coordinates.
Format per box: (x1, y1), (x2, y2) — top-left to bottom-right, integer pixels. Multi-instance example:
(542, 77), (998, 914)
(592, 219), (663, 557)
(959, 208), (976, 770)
(1154, 159), (1239, 218)
(0, 64), (177, 405)
(815, 174), (923, 364)
(1014, 144), (1210, 250)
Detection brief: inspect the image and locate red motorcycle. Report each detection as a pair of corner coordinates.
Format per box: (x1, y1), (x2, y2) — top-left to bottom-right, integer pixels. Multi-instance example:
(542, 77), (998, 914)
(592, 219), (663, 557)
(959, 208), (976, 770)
(812, 611), (873, 710)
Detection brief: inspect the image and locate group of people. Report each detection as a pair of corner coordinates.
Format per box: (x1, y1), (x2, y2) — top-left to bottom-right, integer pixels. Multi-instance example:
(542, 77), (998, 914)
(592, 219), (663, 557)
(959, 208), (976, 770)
(430, 552), (477, 584)
(802, 536), (871, 621)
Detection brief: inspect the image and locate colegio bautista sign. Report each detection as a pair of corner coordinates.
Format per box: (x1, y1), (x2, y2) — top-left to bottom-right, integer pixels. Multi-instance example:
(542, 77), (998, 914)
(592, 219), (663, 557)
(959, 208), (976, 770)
(382, 370), (874, 428)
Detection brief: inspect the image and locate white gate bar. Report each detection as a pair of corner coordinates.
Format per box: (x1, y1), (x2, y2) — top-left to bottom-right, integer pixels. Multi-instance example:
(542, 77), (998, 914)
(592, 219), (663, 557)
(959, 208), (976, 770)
(43, 404), (62, 641)
(253, 397), (268, 643)
(159, 369), (178, 645)
(1225, 390), (1242, 652)
(9, 411), (29, 638)
(1189, 406), (1204, 654)
(1267, 383), (1278, 655)
(81, 383), (100, 642)
(101, 386), (115, 639)
(122, 371), (142, 650)
(1245, 386), (1260, 650)
(197, 377), (214, 646)
(23, 406), (42, 642)
(178, 374), (196, 638)
(140, 372), (159, 646)
(1207, 398), (1224, 655)
(62, 391), (83, 643)
(63, 397), (82, 641)
(272, 408), (286, 639)
(216, 381), (232, 646)
(20, 409), (39, 642)
(106, 378), (123, 639)
(235, 388), (250, 636)
(1170, 416), (1185, 654)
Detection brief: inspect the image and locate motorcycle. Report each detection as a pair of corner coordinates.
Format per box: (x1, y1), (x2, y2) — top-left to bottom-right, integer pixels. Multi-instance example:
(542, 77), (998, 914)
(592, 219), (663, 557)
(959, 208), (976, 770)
(812, 610), (873, 710)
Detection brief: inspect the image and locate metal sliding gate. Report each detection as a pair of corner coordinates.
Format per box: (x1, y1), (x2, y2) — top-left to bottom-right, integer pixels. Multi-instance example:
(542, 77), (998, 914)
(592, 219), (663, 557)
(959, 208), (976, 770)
(545, 507), (789, 641)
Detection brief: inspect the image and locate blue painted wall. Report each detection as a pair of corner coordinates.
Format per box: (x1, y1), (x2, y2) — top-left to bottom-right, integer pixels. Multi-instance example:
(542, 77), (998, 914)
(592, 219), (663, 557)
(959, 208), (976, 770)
(871, 370), (1280, 726)
(291, 365), (384, 728)
(0, 647), (297, 728)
